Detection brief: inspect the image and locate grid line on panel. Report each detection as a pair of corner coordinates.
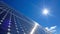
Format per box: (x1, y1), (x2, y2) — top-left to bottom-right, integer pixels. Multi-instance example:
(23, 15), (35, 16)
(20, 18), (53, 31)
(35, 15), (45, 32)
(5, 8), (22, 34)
(0, 7), (9, 14)
(13, 15), (20, 34)
(15, 16), (27, 34)
(14, 15), (26, 34)
(7, 12), (12, 34)
(0, 9), (10, 25)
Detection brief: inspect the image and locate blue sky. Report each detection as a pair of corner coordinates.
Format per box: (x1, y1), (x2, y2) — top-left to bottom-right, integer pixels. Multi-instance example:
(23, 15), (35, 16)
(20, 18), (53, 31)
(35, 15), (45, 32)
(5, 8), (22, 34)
(1, 0), (60, 34)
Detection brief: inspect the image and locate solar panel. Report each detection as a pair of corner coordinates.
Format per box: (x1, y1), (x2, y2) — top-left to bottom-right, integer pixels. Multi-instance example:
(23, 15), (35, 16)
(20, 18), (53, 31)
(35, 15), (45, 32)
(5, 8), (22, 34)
(0, 1), (51, 34)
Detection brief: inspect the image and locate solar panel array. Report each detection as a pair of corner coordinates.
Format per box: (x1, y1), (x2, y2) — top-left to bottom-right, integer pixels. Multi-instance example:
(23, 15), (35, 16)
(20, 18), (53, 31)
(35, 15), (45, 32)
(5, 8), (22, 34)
(0, 1), (51, 34)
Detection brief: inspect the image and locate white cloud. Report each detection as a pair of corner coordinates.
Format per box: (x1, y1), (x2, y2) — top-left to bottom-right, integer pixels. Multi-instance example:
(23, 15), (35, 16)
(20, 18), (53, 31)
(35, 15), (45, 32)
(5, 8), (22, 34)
(45, 26), (57, 33)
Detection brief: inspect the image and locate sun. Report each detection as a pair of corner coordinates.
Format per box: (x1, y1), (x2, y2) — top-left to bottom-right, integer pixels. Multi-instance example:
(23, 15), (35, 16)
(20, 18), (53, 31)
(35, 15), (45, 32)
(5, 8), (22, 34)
(42, 8), (49, 15)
